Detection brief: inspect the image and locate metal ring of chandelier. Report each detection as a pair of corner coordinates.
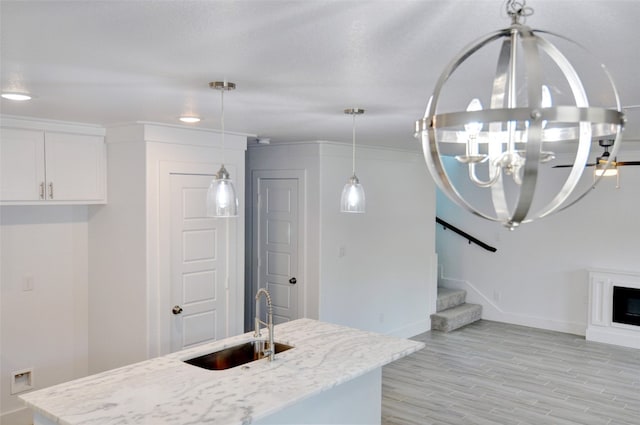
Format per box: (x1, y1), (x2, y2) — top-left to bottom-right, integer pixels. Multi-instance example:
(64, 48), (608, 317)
(415, 13), (625, 230)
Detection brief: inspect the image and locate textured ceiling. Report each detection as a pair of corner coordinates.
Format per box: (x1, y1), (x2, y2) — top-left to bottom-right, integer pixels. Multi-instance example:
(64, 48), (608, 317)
(1, 0), (639, 151)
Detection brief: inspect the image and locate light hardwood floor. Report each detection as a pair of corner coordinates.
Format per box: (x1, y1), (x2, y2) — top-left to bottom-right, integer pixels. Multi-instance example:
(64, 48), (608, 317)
(382, 320), (640, 425)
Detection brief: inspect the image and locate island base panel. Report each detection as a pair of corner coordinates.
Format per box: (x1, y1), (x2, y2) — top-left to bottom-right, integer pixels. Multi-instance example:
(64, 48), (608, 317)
(255, 368), (382, 425)
(34, 412), (51, 425)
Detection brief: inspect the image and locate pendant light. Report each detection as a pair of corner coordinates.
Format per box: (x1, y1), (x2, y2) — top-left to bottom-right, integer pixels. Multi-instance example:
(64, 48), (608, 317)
(340, 108), (365, 213)
(206, 81), (239, 218)
(414, 0), (625, 230)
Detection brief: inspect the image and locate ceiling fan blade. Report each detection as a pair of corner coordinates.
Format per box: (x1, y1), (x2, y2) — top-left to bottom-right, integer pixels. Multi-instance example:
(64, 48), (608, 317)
(617, 161), (640, 166)
(552, 163), (596, 168)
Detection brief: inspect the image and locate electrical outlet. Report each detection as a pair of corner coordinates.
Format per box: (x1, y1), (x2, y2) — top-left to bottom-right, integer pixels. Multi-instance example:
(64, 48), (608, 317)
(11, 368), (33, 394)
(338, 245), (346, 258)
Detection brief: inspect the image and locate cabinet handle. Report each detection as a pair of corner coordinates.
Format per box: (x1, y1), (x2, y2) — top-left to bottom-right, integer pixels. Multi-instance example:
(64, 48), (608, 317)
(39, 182), (45, 200)
(48, 182), (54, 199)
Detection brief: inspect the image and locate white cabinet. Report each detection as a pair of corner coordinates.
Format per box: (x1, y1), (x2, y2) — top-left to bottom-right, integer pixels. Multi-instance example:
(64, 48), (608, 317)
(0, 127), (106, 204)
(0, 128), (45, 201)
(44, 132), (105, 202)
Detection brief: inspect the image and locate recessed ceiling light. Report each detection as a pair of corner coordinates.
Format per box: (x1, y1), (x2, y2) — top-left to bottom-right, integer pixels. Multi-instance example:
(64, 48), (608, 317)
(179, 116), (201, 123)
(1, 92), (32, 101)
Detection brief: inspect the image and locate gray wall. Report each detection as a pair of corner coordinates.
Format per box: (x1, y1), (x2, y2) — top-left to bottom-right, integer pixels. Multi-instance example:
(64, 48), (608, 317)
(247, 141), (437, 338)
(436, 147), (640, 335)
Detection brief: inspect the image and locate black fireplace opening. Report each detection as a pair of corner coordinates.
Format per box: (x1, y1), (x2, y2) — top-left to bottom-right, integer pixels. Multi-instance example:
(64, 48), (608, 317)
(612, 286), (640, 327)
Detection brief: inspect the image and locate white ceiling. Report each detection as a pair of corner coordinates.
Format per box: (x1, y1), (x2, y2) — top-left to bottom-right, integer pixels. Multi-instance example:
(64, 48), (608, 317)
(2, 0), (639, 151)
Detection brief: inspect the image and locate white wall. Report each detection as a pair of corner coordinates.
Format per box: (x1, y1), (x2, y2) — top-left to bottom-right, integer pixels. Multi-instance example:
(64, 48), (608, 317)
(87, 139), (147, 373)
(247, 141), (437, 338)
(245, 143), (322, 329)
(436, 149), (640, 335)
(318, 143), (436, 337)
(1, 206), (88, 424)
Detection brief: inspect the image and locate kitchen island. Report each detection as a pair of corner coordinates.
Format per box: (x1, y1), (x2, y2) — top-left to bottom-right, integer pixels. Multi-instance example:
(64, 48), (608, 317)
(21, 319), (425, 425)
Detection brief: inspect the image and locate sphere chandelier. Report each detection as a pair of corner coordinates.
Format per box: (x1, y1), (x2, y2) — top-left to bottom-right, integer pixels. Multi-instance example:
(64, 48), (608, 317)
(415, 0), (626, 230)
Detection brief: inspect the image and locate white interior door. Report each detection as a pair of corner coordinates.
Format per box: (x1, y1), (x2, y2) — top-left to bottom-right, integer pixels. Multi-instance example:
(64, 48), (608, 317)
(256, 178), (299, 324)
(170, 173), (227, 351)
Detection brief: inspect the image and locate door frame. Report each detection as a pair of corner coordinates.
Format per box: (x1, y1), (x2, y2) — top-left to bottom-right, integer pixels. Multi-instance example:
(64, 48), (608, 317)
(246, 169), (306, 331)
(157, 160), (244, 355)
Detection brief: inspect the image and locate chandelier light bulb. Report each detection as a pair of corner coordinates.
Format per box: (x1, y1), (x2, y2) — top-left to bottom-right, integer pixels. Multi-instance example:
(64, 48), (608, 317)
(541, 85), (552, 109)
(464, 98), (483, 137)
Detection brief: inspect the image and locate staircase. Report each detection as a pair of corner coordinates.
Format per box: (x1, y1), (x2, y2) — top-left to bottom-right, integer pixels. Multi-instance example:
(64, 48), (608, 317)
(431, 287), (482, 332)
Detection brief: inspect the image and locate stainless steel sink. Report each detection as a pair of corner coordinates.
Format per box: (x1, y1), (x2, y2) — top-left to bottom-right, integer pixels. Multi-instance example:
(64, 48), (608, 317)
(184, 340), (294, 370)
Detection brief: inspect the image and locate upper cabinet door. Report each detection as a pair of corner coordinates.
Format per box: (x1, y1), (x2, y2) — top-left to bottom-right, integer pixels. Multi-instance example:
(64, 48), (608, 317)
(0, 128), (46, 201)
(44, 132), (105, 201)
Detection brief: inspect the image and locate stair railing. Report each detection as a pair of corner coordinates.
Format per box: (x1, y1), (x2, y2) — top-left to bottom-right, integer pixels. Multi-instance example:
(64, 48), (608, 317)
(435, 217), (497, 253)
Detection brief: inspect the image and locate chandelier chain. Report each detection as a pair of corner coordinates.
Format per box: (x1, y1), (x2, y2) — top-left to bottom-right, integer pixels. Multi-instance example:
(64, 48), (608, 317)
(505, 0), (534, 24)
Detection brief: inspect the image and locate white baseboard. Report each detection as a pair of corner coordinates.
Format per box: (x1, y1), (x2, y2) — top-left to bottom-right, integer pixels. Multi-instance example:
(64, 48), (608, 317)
(587, 326), (640, 349)
(489, 310), (586, 336)
(440, 276), (586, 336)
(386, 318), (431, 339)
(1, 406), (32, 425)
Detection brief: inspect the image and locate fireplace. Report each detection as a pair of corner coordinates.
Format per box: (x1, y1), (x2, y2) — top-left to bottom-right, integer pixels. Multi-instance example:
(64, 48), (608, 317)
(587, 270), (640, 349)
(613, 286), (640, 327)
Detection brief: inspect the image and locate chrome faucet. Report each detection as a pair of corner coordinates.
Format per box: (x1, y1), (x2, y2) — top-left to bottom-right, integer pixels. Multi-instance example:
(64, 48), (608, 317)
(254, 288), (275, 361)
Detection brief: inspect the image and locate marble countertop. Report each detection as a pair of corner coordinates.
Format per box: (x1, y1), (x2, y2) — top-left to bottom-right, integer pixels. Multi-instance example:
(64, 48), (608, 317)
(20, 319), (425, 425)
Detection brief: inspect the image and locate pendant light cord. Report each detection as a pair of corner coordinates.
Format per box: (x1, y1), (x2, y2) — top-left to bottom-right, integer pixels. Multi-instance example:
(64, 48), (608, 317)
(220, 87), (225, 166)
(352, 113), (356, 175)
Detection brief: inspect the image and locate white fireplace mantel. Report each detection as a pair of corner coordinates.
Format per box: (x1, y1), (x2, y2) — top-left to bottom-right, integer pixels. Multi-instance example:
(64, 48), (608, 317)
(587, 269), (640, 349)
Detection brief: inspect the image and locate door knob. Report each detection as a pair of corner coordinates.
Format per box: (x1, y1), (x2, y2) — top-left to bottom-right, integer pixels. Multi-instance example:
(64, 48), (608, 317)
(172, 305), (183, 315)
(289, 277), (297, 284)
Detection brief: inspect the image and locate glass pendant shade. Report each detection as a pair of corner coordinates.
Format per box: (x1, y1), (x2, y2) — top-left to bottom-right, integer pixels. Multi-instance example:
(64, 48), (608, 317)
(340, 174), (365, 213)
(207, 165), (238, 217)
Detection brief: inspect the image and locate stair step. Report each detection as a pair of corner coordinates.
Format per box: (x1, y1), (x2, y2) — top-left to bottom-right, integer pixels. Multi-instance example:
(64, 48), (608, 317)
(431, 303), (482, 332)
(436, 287), (467, 312)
